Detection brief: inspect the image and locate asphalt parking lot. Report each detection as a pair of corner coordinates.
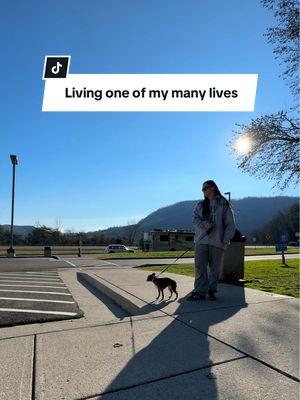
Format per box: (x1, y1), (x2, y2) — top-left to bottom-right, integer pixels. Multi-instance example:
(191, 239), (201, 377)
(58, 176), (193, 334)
(0, 257), (70, 273)
(0, 269), (83, 327)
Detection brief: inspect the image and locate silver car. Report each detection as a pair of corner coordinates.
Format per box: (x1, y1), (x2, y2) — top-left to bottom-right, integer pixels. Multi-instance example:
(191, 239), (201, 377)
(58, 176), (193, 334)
(105, 244), (134, 253)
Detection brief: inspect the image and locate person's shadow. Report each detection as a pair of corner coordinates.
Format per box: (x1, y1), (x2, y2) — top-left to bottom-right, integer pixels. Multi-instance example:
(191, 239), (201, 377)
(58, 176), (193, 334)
(96, 279), (246, 399)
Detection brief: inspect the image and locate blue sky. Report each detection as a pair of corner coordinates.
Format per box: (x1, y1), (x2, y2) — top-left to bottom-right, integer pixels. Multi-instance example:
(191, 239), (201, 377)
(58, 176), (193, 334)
(1, 0), (298, 231)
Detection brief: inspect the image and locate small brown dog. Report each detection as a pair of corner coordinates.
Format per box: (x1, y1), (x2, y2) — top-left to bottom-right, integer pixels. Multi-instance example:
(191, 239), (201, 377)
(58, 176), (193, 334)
(147, 273), (178, 300)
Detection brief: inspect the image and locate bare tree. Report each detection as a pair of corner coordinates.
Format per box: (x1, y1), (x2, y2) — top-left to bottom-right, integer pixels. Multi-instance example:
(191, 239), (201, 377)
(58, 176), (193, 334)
(54, 217), (63, 232)
(122, 220), (139, 246)
(262, 0), (299, 96)
(230, 112), (299, 189)
(230, 0), (299, 189)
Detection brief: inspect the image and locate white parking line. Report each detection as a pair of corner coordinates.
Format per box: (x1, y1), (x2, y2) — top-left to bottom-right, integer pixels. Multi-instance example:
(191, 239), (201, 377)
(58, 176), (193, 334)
(0, 284), (67, 289)
(1, 271), (57, 275)
(0, 297), (75, 304)
(93, 259), (120, 267)
(0, 279), (63, 284)
(25, 271), (57, 273)
(0, 271), (57, 275)
(24, 272), (57, 275)
(0, 275), (60, 281)
(0, 308), (77, 316)
(64, 260), (77, 267)
(0, 289), (72, 295)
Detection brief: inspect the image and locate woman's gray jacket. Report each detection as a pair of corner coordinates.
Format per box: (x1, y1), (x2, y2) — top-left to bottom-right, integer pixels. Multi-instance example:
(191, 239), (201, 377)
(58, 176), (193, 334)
(193, 198), (236, 249)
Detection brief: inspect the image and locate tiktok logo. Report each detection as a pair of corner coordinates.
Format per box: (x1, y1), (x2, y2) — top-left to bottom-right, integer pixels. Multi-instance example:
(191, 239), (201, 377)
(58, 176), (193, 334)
(51, 61), (63, 74)
(43, 56), (70, 79)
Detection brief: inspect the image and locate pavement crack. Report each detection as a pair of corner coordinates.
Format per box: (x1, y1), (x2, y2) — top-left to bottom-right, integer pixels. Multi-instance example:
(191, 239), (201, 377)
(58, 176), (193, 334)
(171, 314), (300, 383)
(168, 297), (296, 316)
(0, 313), (169, 342)
(31, 334), (37, 400)
(77, 355), (249, 400)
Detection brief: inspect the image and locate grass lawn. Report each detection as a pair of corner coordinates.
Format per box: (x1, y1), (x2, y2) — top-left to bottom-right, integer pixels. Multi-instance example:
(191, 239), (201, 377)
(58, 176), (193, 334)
(245, 247), (299, 256)
(0, 246), (106, 257)
(1, 246), (299, 258)
(95, 247), (299, 259)
(136, 258), (300, 298)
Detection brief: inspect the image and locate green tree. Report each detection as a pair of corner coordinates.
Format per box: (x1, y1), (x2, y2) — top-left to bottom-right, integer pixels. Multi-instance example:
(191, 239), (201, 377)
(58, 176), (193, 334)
(26, 225), (61, 245)
(251, 203), (299, 243)
(0, 230), (22, 246)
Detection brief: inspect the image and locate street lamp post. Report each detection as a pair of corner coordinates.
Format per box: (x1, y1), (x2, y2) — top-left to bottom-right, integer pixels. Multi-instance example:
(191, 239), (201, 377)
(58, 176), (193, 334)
(224, 191), (231, 202)
(78, 234), (82, 257)
(7, 155), (18, 257)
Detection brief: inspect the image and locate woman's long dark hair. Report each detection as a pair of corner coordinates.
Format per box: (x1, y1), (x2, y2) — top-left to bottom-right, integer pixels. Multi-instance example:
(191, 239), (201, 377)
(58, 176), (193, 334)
(202, 180), (229, 219)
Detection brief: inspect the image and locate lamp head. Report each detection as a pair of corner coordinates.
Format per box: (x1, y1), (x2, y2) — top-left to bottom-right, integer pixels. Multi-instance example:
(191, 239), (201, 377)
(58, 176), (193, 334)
(10, 155), (18, 165)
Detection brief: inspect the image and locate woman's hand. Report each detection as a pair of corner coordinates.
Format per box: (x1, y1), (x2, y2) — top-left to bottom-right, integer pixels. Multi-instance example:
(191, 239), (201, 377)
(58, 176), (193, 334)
(205, 222), (214, 230)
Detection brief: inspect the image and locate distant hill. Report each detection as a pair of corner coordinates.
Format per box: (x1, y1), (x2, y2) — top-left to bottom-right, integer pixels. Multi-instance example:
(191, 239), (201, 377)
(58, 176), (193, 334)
(95, 196), (299, 241)
(0, 225), (35, 239)
(2, 197), (298, 242)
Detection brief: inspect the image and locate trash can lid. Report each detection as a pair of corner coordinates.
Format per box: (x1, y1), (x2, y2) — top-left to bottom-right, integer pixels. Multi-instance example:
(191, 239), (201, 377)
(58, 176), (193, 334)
(231, 229), (246, 242)
(44, 246), (52, 250)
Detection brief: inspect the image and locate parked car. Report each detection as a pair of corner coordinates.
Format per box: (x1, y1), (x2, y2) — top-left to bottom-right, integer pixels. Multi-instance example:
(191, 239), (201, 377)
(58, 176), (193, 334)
(288, 241), (299, 247)
(105, 244), (134, 253)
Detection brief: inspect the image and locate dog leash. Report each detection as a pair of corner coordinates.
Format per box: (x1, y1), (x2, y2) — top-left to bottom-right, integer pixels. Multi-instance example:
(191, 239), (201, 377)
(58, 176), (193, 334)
(156, 201), (231, 277)
(156, 229), (211, 277)
(156, 245), (194, 277)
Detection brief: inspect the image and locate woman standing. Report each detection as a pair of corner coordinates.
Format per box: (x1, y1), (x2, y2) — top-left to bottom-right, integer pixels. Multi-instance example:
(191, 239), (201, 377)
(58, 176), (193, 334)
(187, 180), (236, 301)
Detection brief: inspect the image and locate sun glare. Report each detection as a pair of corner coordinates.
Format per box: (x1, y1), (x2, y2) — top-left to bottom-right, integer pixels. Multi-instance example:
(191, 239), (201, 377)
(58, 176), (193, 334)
(234, 136), (252, 154)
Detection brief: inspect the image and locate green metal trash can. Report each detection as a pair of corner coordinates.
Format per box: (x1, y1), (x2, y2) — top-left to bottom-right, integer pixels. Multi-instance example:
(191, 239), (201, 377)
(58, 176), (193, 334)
(44, 246), (52, 257)
(220, 230), (246, 282)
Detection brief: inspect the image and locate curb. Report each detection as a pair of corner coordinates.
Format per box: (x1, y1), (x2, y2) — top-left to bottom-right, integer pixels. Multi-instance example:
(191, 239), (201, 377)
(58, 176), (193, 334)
(77, 272), (145, 315)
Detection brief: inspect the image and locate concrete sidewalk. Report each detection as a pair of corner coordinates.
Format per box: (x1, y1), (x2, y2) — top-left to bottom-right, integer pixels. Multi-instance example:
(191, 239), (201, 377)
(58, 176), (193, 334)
(1, 265), (299, 400)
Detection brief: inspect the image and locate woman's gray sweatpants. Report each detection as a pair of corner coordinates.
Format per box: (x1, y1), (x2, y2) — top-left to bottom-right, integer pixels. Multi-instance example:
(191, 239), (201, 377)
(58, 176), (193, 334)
(194, 243), (225, 294)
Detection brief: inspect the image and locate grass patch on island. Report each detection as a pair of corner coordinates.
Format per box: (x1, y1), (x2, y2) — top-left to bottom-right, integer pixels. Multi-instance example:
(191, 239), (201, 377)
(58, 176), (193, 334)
(136, 258), (300, 298)
(96, 251), (195, 259)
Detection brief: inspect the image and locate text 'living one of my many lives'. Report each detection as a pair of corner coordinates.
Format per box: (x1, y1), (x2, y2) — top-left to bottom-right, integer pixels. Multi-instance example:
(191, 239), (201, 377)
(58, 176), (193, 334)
(65, 87), (239, 101)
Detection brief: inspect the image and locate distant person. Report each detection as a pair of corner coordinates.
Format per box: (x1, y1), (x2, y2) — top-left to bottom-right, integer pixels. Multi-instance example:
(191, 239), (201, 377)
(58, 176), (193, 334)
(187, 180), (236, 301)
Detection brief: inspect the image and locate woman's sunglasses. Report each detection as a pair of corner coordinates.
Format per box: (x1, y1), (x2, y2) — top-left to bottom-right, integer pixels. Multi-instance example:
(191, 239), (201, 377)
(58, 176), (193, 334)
(202, 186), (211, 192)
